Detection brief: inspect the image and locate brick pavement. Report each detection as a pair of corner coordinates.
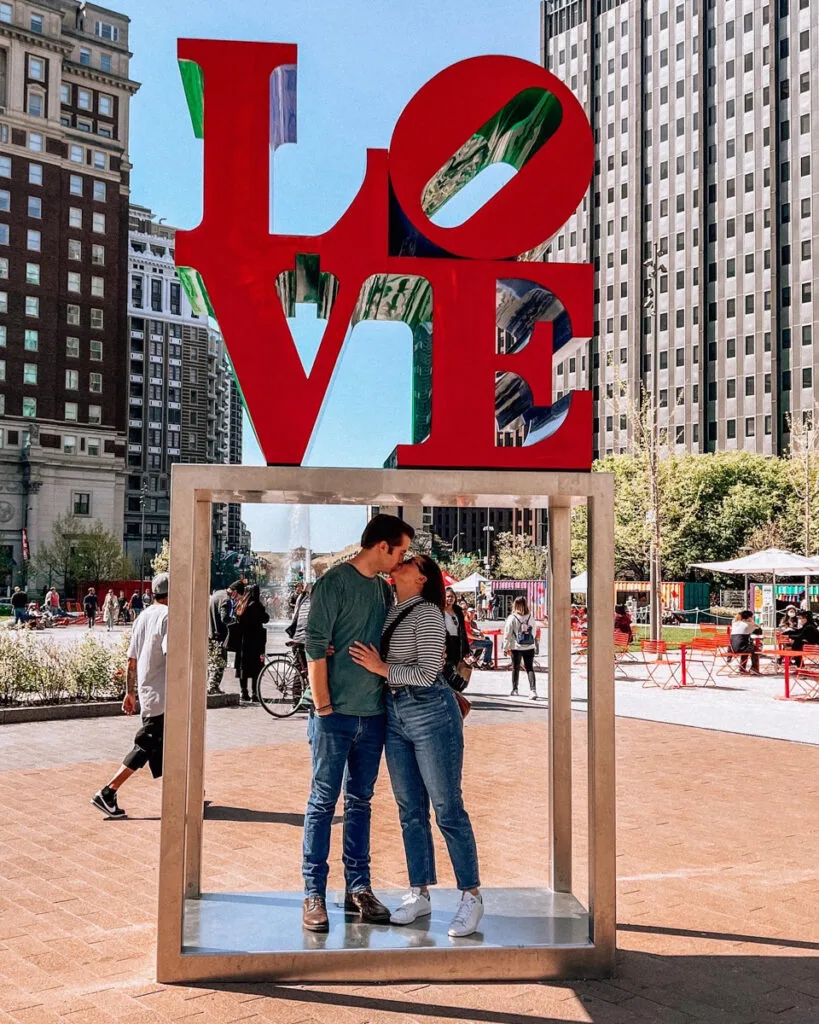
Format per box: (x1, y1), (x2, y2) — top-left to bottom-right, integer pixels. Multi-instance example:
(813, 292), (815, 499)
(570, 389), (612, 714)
(1, 714), (819, 1023)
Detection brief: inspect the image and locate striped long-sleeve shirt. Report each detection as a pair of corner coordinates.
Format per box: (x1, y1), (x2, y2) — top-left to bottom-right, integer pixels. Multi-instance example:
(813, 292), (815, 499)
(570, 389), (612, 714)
(383, 596), (445, 688)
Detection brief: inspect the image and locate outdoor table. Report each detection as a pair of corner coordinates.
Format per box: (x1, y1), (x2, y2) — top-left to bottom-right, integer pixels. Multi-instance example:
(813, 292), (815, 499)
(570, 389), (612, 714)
(479, 628), (543, 669)
(761, 649), (794, 698)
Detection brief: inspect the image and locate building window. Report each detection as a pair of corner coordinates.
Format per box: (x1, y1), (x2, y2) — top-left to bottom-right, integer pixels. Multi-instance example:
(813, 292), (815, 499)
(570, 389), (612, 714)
(0, 358), (5, 379)
(60, 83), (70, 104)
(0, 291), (6, 313)
(89, 340), (102, 361)
(92, 180), (106, 202)
(92, 212), (105, 233)
(73, 492), (90, 516)
(804, 368), (813, 389)
(25, 296), (38, 317)
(67, 304), (80, 325)
(0, 155), (9, 177)
(89, 372), (102, 393)
(150, 278), (162, 311)
(68, 239), (81, 261)
(24, 329), (37, 351)
(100, 53), (111, 73)
(66, 336), (79, 358)
(67, 271), (81, 293)
(0, 257), (6, 278)
(0, 224), (10, 246)
(90, 308), (103, 329)
(69, 145), (83, 163)
(91, 275), (104, 297)
(79, 47), (91, 66)
(94, 20), (119, 41)
(23, 363), (37, 384)
(64, 402), (77, 421)
(88, 404), (101, 424)
(30, 13), (43, 33)
(98, 94), (112, 117)
(65, 369), (78, 389)
(131, 274), (143, 306)
(77, 88), (92, 110)
(92, 151), (105, 170)
(726, 419), (736, 439)
(69, 207), (82, 229)
(746, 418), (755, 437)
(169, 282), (181, 315)
(27, 196), (41, 218)
(91, 244), (105, 265)
(27, 91), (43, 117)
(63, 435), (77, 455)
(28, 132), (42, 152)
(0, 326), (5, 346)
(0, 188), (8, 211)
(87, 438), (100, 457)
(0, 4), (11, 23)
(69, 174), (83, 196)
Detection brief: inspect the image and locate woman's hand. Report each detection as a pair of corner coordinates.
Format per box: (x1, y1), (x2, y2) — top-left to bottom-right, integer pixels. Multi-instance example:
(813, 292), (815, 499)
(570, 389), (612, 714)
(349, 642), (389, 677)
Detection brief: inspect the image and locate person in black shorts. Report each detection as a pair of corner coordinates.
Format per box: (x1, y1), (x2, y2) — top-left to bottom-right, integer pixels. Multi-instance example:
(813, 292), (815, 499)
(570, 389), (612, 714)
(91, 573), (170, 819)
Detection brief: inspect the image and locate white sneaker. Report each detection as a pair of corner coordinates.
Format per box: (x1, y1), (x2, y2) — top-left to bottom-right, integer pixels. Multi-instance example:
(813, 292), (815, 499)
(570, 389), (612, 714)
(390, 887), (432, 925)
(447, 891), (483, 937)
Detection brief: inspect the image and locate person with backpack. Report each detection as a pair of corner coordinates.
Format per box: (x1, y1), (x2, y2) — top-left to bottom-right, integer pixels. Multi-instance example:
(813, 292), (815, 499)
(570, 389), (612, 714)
(83, 587), (98, 629)
(503, 596), (539, 699)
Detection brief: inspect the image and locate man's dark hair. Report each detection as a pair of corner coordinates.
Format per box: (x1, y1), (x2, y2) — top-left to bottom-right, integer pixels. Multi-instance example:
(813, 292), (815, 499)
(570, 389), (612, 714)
(361, 513), (415, 551)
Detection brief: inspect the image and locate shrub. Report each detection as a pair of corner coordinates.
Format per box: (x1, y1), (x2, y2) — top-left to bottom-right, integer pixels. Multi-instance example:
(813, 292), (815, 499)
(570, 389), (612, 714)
(65, 634), (117, 702)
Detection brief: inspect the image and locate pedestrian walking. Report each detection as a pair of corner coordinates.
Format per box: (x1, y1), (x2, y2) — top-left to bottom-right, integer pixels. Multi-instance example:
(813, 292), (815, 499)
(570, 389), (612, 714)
(117, 590), (129, 624)
(129, 589), (143, 620)
(503, 597), (539, 698)
(83, 587), (98, 629)
(10, 586), (28, 625)
(91, 573), (170, 819)
(207, 580), (243, 694)
(234, 584), (270, 703)
(102, 588), (118, 631)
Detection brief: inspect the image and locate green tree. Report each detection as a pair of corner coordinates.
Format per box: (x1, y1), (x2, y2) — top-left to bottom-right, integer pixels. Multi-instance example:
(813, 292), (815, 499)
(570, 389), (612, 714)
(437, 552), (483, 581)
(494, 531), (549, 579)
(30, 513), (85, 595)
(74, 521), (133, 587)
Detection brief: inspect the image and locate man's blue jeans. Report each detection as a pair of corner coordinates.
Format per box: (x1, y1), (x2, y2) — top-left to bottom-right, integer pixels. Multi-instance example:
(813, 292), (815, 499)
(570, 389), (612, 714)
(385, 680), (480, 891)
(302, 710), (385, 898)
(13, 608), (26, 625)
(470, 637), (494, 665)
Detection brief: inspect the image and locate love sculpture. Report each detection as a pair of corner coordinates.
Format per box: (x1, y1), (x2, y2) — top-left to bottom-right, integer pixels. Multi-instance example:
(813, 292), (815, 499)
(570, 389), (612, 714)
(175, 41), (595, 470)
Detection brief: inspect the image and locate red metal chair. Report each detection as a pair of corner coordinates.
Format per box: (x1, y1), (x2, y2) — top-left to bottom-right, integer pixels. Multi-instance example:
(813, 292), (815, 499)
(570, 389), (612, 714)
(684, 636), (722, 686)
(640, 638), (680, 688)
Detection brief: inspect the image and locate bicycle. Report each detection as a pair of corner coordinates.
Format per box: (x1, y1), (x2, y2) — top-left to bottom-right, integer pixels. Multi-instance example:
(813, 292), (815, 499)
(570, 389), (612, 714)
(257, 641), (310, 718)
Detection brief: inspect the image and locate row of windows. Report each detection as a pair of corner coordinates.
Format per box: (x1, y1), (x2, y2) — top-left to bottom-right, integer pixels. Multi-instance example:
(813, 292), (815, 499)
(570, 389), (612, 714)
(0, 361), (102, 390)
(0, 135), (109, 170)
(60, 83), (114, 117)
(130, 276), (182, 315)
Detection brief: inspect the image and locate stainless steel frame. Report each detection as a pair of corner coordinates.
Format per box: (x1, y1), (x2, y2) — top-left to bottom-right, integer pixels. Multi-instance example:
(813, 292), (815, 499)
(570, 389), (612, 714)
(157, 465), (615, 983)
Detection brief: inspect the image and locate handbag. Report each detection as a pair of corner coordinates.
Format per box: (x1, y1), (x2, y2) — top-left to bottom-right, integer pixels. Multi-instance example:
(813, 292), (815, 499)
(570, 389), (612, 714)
(223, 620), (241, 653)
(453, 689), (471, 718)
(442, 659), (471, 692)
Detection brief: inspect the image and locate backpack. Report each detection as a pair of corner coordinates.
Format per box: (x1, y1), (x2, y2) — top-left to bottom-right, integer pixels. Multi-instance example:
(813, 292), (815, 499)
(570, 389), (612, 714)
(514, 613), (535, 647)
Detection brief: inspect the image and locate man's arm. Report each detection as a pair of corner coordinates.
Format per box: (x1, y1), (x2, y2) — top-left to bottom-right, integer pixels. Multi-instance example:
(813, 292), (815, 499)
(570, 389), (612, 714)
(123, 656), (137, 714)
(304, 575), (339, 716)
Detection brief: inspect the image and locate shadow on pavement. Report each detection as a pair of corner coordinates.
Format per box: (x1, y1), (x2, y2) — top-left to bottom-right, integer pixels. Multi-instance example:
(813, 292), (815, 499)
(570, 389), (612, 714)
(204, 804), (341, 826)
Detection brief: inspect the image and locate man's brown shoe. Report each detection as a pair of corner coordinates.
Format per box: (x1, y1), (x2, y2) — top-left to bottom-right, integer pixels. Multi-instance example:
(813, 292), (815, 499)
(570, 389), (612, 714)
(344, 888), (391, 924)
(302, 896), (329, 932)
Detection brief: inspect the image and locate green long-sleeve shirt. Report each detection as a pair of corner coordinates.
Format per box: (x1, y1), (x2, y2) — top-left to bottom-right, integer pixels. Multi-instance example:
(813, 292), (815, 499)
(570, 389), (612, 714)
(304, 562), (393, 716)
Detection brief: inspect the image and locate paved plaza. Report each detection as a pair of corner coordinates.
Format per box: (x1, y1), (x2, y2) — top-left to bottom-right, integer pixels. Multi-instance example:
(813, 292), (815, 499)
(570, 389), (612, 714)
(1, 644), (819, 1023)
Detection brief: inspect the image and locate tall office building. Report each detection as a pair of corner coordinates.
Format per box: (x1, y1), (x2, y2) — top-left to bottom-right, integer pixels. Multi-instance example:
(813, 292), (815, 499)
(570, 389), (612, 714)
(0, 0), (138, 585)
(125, 204), (243, 574)
(543, 0), (818, 458)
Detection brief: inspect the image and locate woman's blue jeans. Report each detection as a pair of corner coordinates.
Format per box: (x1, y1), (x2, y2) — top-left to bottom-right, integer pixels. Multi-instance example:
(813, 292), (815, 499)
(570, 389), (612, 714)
(385, 680), (480, 891)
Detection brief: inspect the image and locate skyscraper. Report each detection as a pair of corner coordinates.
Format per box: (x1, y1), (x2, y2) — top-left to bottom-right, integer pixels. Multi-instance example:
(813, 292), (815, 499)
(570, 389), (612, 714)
(125, 204), (242, 575)
(543, 0), (818, 458)
(0, 0), (138, 586)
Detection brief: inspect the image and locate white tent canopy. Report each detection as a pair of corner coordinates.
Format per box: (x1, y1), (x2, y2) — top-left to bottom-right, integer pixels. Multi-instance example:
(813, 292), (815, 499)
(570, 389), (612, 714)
(690, 547), (819, 576)
(450, 571), (490, 593)
(571, 571), (588, 594)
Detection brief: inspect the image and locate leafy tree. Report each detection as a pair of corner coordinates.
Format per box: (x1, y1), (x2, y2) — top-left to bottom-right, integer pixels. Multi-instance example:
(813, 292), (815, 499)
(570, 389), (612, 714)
(74, 521), (133, 587)
(494, 531), (549, 579)
(30, 513), (85, 595)
(438, 552), (483, 581)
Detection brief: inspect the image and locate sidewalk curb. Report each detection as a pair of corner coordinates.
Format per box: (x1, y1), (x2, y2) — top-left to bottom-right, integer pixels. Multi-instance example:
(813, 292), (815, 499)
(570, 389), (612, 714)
(0, 692), (240, 725)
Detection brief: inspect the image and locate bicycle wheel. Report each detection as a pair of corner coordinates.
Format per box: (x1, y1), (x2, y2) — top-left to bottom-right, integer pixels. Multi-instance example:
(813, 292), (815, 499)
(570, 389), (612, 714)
(258, 655), (305, 718)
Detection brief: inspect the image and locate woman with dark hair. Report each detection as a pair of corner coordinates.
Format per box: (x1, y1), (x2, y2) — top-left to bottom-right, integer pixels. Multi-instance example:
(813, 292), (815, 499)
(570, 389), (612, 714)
(443, 586), (469, 669)
(234, 583), (270, 703)
(784, 609), (819, 667)
(729, 609), (762, 674)
(350, 554), (483, 938)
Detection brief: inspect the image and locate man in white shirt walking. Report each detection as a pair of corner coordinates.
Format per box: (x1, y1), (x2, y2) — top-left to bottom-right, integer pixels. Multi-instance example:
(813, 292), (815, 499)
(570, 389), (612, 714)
(91, 572), (170, 819)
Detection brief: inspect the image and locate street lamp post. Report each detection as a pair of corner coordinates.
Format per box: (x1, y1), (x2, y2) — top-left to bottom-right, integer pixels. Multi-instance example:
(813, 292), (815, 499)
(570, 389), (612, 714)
(140, 477), (149, 583)
(452, 532), (465, 554)
(482, 524), (495, 570)
(643, 243), (667, 642)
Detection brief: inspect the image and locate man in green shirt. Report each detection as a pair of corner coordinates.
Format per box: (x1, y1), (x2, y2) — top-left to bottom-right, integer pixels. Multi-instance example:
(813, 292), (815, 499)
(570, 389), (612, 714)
(302, 514), (414, 932)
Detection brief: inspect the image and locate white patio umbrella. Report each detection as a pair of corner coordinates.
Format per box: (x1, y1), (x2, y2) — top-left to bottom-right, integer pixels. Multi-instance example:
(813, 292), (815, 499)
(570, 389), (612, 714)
(570, 571), (588, 594)
(450, 571), (490, 593)
(690, 548), (819, 621)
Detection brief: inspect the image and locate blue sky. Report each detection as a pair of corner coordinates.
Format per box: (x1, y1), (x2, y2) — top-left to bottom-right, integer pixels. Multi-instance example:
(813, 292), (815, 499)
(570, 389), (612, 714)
(116, 0), (542, 552)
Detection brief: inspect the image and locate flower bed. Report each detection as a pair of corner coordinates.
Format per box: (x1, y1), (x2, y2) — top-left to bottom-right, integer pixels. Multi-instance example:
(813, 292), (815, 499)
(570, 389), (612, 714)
(0, 631), (130, 706)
